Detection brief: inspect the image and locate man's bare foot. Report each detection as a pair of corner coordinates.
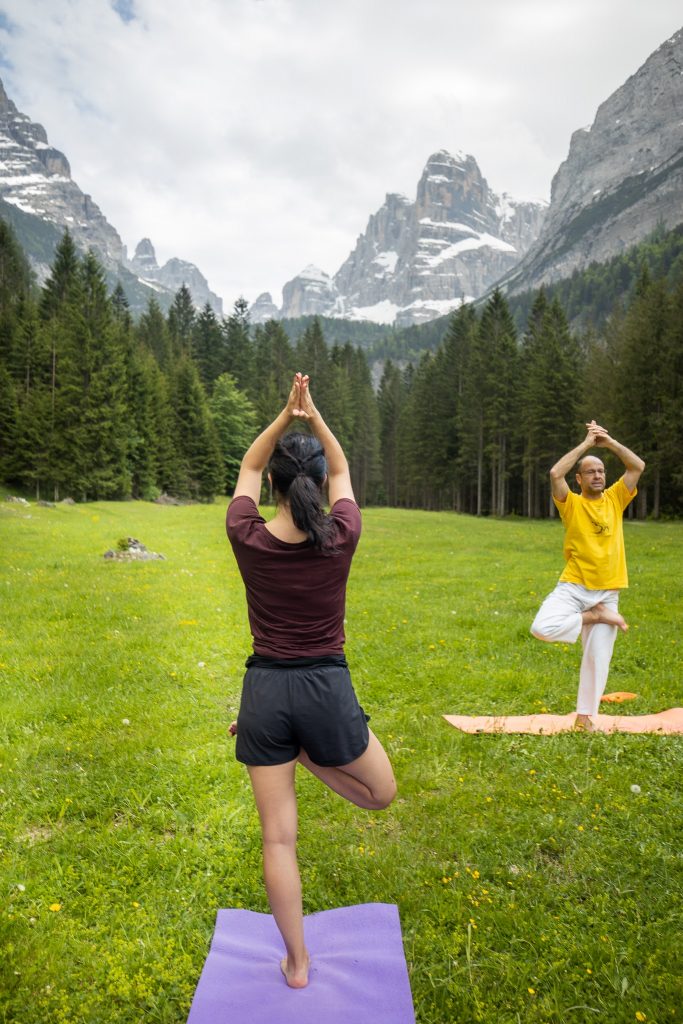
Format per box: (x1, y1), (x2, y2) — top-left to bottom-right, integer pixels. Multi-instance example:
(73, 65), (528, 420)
(583, 603), (628, 632)
(280, 953), (310, 989)
(574, 713), (595, 732)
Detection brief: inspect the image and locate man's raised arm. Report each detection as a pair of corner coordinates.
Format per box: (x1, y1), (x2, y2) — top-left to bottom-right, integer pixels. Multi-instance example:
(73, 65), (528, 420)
(594, 433), (645, 493)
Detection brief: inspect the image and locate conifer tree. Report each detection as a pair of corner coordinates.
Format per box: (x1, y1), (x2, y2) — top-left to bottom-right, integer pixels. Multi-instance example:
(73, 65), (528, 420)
(377, 359), (404, 506)
(192, 303), (224, 389)
(456, 314), (488, 515)
(209, 373), (259, 494)
(327, 342), (355, 451)
(251, 319), (295, 428)
(428, 304), (478, 509)
(167, 284), (196, 358)
(170, 356), (223, 500)
(354, 348), (381, 505)
(0, 220), (32, 305)
(337, 344), (380, 505)
(124, 343), (161, 499)
(608, 272), (678, 517)
(0, 362), (18, 481)
(396, 352), (436, 508)
(478, 290), (519, 516)
(151, 368), (183, 497)
(137, 296), (172, 368)
(78, 252), (131, 498)
(296, 318), (334, 416)
(0, 221), (33, 376)
(111, 282), (133, 332)
(223, 296), (253, 389)
(38, 234), (86, 499)
(39, 231), (80, 320)
(519, 291), (581, 516)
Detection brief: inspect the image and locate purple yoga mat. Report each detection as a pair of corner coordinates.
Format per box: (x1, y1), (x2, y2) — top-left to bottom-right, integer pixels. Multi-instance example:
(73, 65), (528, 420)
(187, 902), (415, 1024)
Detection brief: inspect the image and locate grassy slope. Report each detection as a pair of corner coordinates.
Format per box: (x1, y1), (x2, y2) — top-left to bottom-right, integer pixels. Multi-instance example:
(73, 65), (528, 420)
(0, 500), (681, 1024)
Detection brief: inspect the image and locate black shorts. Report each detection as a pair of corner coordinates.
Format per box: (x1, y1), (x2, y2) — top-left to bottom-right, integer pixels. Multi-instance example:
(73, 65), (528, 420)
(235, 655), (370, 768)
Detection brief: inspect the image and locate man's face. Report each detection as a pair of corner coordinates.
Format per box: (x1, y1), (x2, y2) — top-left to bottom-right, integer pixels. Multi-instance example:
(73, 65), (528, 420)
(576, 456), (606, 498)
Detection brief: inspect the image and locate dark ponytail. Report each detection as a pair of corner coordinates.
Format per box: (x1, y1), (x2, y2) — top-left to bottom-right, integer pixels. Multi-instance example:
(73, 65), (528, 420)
(269, 434), (337, 551)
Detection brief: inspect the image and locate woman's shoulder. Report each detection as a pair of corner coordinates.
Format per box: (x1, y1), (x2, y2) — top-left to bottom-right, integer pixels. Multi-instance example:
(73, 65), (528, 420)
(330, 497), (361, 518)
(226, 495), (265, 542)
(330, 498), (361, 543)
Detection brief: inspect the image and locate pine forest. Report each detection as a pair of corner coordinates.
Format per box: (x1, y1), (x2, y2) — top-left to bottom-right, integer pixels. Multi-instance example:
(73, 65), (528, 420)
(0, 223), (682, 518)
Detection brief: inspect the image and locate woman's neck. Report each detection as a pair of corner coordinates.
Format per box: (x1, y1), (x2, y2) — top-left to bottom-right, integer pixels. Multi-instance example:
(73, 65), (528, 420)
(265, 503), (309, 543)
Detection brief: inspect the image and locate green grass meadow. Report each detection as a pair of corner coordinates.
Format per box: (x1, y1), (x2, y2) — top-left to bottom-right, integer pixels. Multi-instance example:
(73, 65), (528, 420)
(1, 498), (681, 1024)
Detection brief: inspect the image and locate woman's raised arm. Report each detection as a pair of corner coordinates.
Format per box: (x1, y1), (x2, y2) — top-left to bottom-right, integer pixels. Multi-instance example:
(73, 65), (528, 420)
(297, 375), (355, 506)
(232, 374), (306, 503)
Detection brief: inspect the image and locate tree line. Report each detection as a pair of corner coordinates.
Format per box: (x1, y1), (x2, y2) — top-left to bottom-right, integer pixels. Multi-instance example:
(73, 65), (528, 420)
(0, 222), (681, 516)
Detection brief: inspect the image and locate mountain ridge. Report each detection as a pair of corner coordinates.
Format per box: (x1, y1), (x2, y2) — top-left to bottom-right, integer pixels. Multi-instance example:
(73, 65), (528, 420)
(499, 26), (683, 295)
(251, 150), (547, 326)
(0, 78), (223, 314)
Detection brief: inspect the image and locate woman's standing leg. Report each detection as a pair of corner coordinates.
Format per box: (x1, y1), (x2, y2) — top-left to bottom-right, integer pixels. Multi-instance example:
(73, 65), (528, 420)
(247, 758), (310, 988)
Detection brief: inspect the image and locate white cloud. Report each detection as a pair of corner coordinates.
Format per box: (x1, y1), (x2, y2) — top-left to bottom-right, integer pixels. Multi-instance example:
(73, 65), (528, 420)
(0, 0), (681, 307)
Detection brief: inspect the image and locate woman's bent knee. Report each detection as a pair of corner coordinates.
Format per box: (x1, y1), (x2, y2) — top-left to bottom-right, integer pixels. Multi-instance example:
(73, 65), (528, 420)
(369, 776), (397, 811)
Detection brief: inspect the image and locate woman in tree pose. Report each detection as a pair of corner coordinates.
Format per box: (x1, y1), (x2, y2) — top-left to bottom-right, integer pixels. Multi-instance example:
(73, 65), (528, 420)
(227, 372), (396, 989)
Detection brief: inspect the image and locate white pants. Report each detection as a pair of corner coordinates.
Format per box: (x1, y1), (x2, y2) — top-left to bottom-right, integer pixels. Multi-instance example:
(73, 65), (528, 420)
(530, 582), (620, 716)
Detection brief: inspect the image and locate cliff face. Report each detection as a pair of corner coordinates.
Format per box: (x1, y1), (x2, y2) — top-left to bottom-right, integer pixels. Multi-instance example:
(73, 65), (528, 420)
(502, 27), (683, 293)
(0, 79), (125, 273)
(267, 151), (546, 325)
(0, 79), (223, 313)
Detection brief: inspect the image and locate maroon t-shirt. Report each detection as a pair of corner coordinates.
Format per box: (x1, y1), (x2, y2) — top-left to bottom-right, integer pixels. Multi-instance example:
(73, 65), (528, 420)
(226, 496), (361, 658)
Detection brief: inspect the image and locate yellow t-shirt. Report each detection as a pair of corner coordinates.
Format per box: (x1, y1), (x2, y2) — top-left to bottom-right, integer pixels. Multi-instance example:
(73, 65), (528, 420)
(553, 478), (636, 590)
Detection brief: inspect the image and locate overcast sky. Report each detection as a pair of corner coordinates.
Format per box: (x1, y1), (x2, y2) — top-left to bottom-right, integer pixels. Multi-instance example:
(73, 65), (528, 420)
(0, 0), (681, 308)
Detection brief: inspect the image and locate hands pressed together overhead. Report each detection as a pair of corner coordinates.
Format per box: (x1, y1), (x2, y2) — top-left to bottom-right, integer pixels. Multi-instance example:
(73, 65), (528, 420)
(286, 372), (316, 421)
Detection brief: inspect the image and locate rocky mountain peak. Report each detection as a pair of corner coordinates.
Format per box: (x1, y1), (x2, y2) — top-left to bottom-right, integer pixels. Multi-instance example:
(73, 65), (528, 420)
(281, 265), (341, 319)
(131, 237), (159, 274)
(127, 238), (223, 315)
(249, 292), (280, 323)
(503, 26), (683, 293)
(0, 77), (223, 313)
(0, 76), (120, 267)
(270, 149), (546, 325)
(416, 150), (494, 231)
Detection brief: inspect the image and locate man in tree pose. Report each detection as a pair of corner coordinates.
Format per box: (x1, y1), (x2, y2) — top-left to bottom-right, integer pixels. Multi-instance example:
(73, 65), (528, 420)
(530, 420), (645, 729)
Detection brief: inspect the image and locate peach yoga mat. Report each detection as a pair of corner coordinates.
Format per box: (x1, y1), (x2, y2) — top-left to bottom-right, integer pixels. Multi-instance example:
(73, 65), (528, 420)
(443, 709), (683, 735)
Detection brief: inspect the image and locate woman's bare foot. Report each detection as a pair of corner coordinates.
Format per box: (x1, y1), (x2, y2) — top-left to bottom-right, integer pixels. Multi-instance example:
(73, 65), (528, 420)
(280, 953), (310, 988)
(583, 603), (628, 632)
(574, 713), (595, 732)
